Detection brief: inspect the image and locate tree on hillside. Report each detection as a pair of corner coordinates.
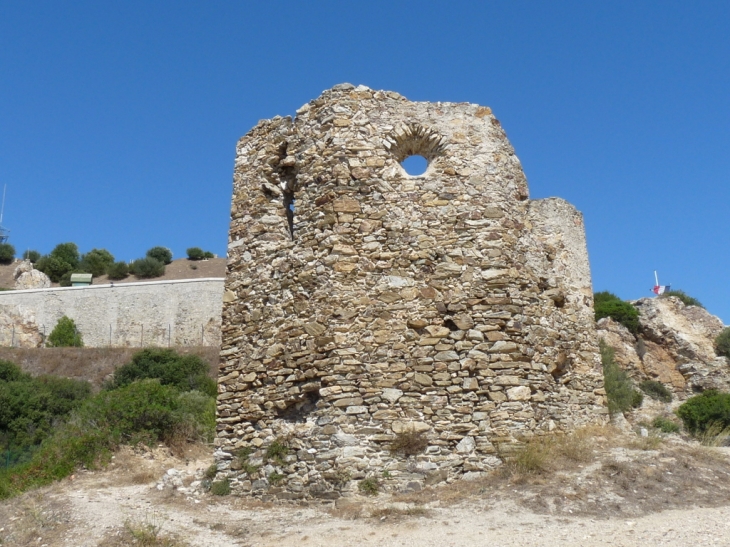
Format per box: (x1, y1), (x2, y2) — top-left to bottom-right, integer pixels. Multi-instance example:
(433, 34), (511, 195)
(22, 250), (40, 263)
(80, 248), (115, 277)
(146, 246), (172, 265)
(36, 243), (81, 282)
(0, 243), (15, 265)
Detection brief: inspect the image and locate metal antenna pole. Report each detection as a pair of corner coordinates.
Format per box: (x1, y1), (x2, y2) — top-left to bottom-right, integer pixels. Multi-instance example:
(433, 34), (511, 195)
(0, 184), (6, 225)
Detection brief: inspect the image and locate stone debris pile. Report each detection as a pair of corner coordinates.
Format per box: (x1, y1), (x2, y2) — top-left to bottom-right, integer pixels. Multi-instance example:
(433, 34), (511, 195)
(216, 84), (607, 499)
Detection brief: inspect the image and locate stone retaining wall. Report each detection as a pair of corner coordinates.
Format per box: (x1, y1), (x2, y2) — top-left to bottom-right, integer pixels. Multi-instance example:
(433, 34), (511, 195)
(0, 278), (224, 348)
(215, 84), (607, 500)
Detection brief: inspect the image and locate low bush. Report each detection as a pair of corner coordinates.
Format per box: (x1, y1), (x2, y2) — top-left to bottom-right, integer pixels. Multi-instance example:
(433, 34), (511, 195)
(639, 380), (673, 402)
(129, 257), (165, 278)
(358, 477), (380, 496)
(652, 416), (680, 434)
(716, 327), (730, 359)
(22, 249), (40, 263)
(210, 479), (231, 496)
(106, 348), (216, 397)
(600, 340), (643, 415)
(146, 246), (172, 265)
(80, 248), (115, 277)
(677, 390), (730, 435)
(594, 291), (640, 334)
(0, 378), (215, 498)
(0, 362), (91, 456)
(47, 315), (83, 347)
(264, 439), (290, 465)
(0, 243), (15, 265)
(186, 247), (205, 261)
(107, 261), (130, 280)
(661, 289), (704, 308)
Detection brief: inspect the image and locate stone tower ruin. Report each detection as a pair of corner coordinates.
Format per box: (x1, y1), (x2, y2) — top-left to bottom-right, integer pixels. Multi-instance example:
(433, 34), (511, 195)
(215, 84), (607, 499)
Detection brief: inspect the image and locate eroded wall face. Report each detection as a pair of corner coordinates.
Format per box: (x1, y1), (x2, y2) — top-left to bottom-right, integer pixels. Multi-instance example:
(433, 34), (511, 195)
(217, 85), (606, 499)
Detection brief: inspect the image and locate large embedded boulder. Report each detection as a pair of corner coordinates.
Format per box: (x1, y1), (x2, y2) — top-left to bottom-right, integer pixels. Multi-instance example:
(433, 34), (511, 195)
(13, 259), (52, 290)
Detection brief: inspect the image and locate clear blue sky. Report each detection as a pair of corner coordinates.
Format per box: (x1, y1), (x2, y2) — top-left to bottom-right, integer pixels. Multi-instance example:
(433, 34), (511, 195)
(1, 2), (728, 323)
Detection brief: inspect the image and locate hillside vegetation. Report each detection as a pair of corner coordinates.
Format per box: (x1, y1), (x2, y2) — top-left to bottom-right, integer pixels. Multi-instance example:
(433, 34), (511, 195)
(0, 349), (216, 499)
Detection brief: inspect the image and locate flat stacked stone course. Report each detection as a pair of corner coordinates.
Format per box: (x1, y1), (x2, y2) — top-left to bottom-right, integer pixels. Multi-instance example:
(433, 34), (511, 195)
(215, 83), (607, 500)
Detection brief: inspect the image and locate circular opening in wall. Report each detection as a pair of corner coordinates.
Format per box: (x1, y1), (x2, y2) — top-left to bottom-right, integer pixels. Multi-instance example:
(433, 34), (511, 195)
(400, 154), (429, 176)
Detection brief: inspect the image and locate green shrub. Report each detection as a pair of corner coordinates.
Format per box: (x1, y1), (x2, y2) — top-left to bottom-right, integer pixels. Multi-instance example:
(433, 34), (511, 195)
(0, 243), (15, 265)
(358, 477), (380, 496)
(107, 261), (130, 280)
(639, 380), (673, 403)
(677, 390), (730, 435)
(264, 439), (290, 465)
(594, 292), (640, 334)
(36, 255), (70, 282)
(652, 416), (680, 434)
(146, 246), (172, 265)
(80, 248), (115, 277)
(210, 479), (231, 496)
(129, 257), (165, 278)
(0, 375), (215, 499)
(0, 360), (28, 382)
(107, 348), (216, 397)
(716, 327), (730, 359)
(661, 289), (703, 308)
(186, 247), (205, 260)
(36, 243), (81, 282)
(204, 251), (214, 259)
(204, 464), (217, 480)
(22, 250), (40, 263)
(0, 365), (91, 462)
(47, 316), (83, 347)
(600, 340), (643, 415)
(50, 242), (80, 268)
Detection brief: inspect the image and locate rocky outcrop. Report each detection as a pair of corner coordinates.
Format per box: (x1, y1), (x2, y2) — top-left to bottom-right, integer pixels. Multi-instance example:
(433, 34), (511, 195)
(13, 259), (52, 290)
(0, 304), (43, 347)
(596, 296), (728, 397)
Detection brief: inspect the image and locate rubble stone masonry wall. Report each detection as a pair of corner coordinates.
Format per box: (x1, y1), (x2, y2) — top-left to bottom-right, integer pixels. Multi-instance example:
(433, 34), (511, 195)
(216, 84), (607, 500)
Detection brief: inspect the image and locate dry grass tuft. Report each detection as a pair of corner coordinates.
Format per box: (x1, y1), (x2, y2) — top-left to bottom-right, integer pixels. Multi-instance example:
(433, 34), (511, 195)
(102, 512), (189, 547)
(389, 427), (429, 456)
(697, 422), (730, 447)
(369, 505), (431, 520)
(500, 427), (599, 479)
(0, 346), (219, 389)
(0, 491), (70, 547)
(626, 434), (663, 451)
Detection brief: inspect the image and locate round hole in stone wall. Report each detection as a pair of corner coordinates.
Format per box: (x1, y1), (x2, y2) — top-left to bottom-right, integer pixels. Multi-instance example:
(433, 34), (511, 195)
(400, 154), (429, 176)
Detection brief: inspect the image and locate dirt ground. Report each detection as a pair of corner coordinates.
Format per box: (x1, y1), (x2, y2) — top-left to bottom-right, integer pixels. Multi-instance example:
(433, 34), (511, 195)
(0, 258), (226, 290)
(3, 429), (730, 547)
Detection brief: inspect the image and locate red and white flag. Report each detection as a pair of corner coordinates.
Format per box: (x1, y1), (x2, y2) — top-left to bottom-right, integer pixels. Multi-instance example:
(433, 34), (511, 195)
(652, 271), (670, 295)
